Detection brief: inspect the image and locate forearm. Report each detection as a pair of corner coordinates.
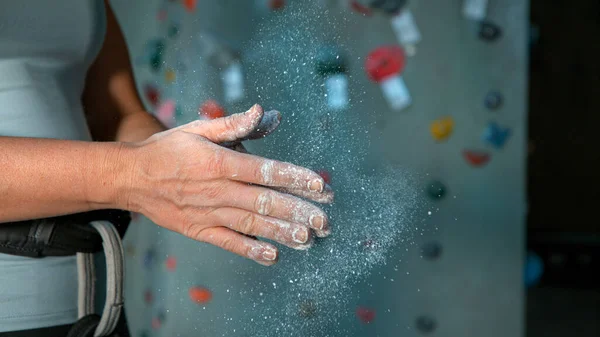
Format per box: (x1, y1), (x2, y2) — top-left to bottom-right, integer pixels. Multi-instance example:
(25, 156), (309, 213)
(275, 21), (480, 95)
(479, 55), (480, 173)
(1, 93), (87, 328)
(0, 136), (130, 223)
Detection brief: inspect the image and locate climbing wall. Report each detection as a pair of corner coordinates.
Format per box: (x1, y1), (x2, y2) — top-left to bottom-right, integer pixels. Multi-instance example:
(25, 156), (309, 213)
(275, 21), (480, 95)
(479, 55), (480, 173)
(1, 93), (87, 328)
(113, 0), (528, 336)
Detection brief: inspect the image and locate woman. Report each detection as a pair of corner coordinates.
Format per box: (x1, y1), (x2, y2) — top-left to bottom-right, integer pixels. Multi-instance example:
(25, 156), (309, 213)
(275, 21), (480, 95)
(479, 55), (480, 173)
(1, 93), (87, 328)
(0, 1), (333, 336)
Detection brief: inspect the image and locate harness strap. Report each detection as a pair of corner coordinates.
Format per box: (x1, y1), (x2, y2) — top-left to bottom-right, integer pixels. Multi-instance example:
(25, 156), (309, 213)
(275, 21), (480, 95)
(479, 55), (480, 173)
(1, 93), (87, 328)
(71, 220), (124, 337)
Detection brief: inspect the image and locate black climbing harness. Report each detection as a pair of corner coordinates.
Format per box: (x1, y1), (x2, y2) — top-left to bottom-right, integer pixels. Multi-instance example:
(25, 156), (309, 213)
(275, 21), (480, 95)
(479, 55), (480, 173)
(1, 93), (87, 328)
(0, 209), (131, 337)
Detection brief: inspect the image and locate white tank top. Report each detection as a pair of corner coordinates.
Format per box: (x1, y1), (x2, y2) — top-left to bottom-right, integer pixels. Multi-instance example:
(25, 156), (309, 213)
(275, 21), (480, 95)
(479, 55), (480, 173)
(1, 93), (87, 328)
(0, 0), (106, 331)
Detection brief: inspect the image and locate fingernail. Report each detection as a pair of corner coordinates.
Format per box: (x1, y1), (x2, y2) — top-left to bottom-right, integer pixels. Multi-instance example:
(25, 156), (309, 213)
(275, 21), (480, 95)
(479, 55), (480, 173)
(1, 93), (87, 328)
(309, 214), (325, 230)
(308, 179), (324, 193)
(262, 248), (277, 261)
(292, 227), (309, 244)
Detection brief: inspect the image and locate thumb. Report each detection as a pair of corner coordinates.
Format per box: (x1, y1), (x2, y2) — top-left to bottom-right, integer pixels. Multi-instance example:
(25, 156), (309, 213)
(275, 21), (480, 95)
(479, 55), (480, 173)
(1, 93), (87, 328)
(183, 104), (264, 143)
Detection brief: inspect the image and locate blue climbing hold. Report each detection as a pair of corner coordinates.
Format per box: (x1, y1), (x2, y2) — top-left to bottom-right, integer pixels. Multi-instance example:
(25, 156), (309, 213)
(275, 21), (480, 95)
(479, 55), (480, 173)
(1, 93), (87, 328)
(143, 249), (155, 269)
(525, 251), (544, 287)
(482, 122), (511, 149)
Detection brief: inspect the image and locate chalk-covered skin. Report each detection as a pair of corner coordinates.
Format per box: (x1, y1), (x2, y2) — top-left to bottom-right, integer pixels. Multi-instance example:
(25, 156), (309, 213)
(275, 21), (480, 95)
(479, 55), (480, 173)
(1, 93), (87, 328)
(120, 104), (333, 266)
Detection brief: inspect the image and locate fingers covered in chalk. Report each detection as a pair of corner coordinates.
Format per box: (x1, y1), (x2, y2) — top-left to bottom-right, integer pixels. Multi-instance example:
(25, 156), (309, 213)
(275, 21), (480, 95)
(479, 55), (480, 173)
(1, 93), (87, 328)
(216, 151), (327, 196)
(197, 227), (278, 266)
(215, 182), (331, 236)
(187, 207), (313, 250)
(183, 104), (264, 143)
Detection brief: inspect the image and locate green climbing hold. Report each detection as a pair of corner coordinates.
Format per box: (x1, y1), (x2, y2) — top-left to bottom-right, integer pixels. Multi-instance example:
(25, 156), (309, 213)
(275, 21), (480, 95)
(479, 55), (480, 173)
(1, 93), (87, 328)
(426, 180), (446, 200)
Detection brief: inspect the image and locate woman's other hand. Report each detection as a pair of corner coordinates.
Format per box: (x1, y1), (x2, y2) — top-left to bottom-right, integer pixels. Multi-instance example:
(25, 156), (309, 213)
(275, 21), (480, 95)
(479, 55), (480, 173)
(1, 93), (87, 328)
(119, 104), (333, 266)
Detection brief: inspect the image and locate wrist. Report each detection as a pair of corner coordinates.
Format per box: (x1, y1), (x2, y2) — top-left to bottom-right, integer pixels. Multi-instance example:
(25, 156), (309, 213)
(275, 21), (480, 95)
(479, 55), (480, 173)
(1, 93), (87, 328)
(85, 141), (138, 212)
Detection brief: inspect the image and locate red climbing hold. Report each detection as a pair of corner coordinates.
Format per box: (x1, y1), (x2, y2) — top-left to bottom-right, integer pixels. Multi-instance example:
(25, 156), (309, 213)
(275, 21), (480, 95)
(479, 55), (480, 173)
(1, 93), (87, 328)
(365, 45), (406, 83)
(317, 170), (332, 185)
(144, 289), (153, 304)
(463, 150), (491, 167)
(350, 1), (373, 16)
(183, 0), (197, 12)
(269, 0), (285, 10)
(356, 306), (376, 323)
(143, 84), (160, 107)
(189, 286), (213, 304)
(199, 100), (226, 120)
(165, 256), (177, 271)
(151, 317), (161, 330)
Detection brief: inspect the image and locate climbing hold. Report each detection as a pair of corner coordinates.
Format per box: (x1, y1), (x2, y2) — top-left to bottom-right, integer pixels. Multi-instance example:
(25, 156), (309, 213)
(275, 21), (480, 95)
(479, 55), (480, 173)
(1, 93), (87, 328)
(316, 45), (349, 111)
(421, 241), (442, 260)
(479, 21), (502, 42)
(356, 306), (376, 324)
(298, 300), (318, 318)
(426, 180), (446, 200)
(199, 100), (226, 120)
(463, 150), (491, 167)
(157, 309), (166, 323)
(365, 45), (411, 111)
(317, 170), (332, 185)
(415, 315), (437, 333)
(430, 117), (454, 142)
(390, 8), (421, 50)
(139, 330), (150, 337)
(484, 91), (503, 110)
(149, 40), (165, 73)
(482, 122), (511, 149)
(156, 9), (167, 22)
(183, 0), (197, 12)
(350, 1), (373, 16)
(144, 289), (153, 304)
(156, 100), (176, 128)
(269, 0), (285, 10)
(165, 69), (176, 83)
(222, 61), (245, 104)
(375, 0), (409, 15)
(462, 0), (488, 21)
(165, 256), (177, 271)
(151, 317), (161, 330)
(143, 85), (160, 107)
(143, 249), (155, 269)
(125, 244), (136, 257)
(525, 251), (544, 287)
(189, 286), (213, 304)
(168, 23), (180, 39)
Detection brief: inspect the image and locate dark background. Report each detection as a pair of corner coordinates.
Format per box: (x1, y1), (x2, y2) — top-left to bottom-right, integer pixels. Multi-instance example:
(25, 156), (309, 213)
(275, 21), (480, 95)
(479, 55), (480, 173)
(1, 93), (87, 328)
(527, 0), (599, 335)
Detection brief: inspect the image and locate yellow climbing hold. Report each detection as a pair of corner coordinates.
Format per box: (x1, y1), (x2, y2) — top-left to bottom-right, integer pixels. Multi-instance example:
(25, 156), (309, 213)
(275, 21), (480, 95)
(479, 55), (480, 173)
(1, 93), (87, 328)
(430, 116), (454, 141)
(165, 69), (176, 83)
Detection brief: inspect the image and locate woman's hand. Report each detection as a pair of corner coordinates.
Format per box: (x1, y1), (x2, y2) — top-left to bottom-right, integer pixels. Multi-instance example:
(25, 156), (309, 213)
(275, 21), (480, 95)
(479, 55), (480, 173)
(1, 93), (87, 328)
(120, 104), (333, 266)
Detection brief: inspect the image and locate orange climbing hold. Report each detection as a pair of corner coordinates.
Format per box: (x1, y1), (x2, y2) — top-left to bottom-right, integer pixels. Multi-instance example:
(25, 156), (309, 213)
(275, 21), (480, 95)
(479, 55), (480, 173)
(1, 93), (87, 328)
(189, 286), (213, 304)
(183, 0), (196, 12)
(199, 100), (226, 120)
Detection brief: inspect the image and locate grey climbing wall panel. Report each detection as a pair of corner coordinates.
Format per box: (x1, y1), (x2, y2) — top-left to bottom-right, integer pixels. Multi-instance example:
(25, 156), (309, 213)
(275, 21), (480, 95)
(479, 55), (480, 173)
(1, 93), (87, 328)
(114, 0), (528, 336)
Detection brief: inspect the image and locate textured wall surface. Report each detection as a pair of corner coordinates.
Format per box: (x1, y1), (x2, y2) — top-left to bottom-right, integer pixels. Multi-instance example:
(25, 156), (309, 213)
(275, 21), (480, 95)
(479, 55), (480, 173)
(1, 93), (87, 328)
(112, 1), (527, 336)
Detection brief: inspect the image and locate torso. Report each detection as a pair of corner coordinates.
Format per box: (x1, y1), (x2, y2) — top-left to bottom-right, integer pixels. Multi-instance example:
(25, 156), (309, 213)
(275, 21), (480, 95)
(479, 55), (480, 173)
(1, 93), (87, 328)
(0, 0), (106, 331)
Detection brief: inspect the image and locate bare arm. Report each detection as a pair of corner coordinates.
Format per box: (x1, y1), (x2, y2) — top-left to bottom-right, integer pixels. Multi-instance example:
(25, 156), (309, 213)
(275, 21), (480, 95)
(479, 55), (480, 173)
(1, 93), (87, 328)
(0, 2), (159, 223)
(0, 137), (128, 222)
(82, 0), (167, 143)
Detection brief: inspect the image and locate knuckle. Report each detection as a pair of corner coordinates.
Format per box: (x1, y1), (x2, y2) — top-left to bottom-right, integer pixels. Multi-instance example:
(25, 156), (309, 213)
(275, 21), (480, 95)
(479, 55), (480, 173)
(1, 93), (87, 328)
(206, 150), (227, 177)
(223, 116), (237, 134)
(219, 236), (238, 253)
(200, 183), (226, 201)
(239, 212), (258, 235)
(182, 221), (203, 241)
(255, 191), (274, 216)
